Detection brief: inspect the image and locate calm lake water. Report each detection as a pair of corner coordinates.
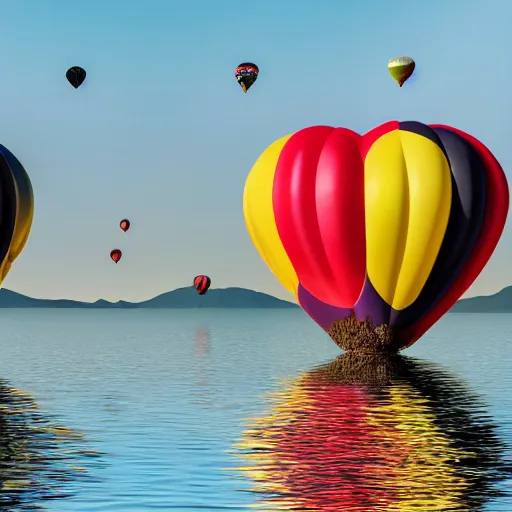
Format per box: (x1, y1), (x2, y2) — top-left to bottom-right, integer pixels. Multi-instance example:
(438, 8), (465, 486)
(0, 308), (511, 511)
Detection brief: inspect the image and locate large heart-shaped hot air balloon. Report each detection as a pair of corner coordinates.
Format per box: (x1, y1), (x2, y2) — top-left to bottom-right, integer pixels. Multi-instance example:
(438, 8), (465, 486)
(243, 121), (509, 353)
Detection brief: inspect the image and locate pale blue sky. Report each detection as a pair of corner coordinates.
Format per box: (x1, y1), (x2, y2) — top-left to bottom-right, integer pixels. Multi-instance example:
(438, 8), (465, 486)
(0, 0), (510, 302)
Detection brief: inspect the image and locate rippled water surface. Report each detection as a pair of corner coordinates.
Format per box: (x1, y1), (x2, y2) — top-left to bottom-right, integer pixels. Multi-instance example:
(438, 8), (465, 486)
(0, 309), (511, 511)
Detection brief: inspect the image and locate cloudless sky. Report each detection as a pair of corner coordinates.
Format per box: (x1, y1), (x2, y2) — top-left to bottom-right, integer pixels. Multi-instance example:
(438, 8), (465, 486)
(0, 0), (511, 303)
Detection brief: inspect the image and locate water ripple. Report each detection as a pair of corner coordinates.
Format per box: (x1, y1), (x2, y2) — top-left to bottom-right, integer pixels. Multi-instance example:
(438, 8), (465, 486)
(2, 310), (512, 510)
(230, 353), (512, 511)
(0, 380), (104, 510)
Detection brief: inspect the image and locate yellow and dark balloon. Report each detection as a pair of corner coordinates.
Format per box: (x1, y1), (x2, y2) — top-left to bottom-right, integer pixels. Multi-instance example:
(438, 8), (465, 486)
(243, 121), (509, 351)
(0, 144), (34, 286)
(388, 56), (415, 86)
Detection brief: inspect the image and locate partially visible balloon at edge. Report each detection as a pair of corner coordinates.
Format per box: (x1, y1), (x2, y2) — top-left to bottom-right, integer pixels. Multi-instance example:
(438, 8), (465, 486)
(0, 144), (34, 286)
(387, 56), (415, 87)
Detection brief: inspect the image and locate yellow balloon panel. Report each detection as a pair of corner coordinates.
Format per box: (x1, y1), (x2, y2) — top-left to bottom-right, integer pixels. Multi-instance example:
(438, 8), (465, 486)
(243, 135), (299, 299)
(368, 385), (471, 510)
(9, 178), (34, 260)
(365, 130), (452, 310)
(0, 168), (34, 284)
(388, 64), (412, 80)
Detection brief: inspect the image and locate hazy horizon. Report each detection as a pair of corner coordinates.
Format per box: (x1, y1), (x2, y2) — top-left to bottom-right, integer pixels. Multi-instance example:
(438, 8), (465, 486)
(1, 0), (511, 304)
(1, 283), (300, 303)
(1, 281), (510, 304)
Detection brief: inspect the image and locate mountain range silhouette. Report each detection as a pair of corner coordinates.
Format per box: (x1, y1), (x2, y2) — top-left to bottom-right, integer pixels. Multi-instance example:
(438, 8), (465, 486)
(0, 286), (509, 311)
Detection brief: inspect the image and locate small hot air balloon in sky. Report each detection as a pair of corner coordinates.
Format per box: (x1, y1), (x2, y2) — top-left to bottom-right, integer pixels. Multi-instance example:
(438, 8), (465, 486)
(0, 144), (34, 286)
(387, 56), (415, 87)
(120, 219), (130, 233)
(243, 121), (509, 353)
(234, 63), (259, 93)
(110, 249), (122, 264)
(193, 275), (211, 295)
(66, 66), (86, 89)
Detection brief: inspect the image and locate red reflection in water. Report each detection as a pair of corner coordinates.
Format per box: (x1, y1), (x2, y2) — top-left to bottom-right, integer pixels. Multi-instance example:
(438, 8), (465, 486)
(233, 356), (511, 511)
(194, 328), (210, 357)
(262, 384), (397, 511)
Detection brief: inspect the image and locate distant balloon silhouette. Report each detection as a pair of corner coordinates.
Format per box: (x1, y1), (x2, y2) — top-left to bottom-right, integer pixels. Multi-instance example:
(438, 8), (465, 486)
(243, 121), (509, 353)
(119, 219), (130, 233)
(110, 249), (122, 264)
(234, 63), (259, 93)
(193, 275), (211, 295)
(66, 66), (86, 89)
(0, 144), (34, 286)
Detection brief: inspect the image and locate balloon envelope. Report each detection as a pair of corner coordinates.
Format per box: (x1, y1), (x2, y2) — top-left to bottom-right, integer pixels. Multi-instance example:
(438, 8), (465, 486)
(0, 144), (34, 286)
(66, 66), (86, 89)
(193, 275), (211, 295)
(120, 219), (130, 232)
(110, 249), (122, 263)
(243, 121), (509, 352)
(234, 63), (259, 93)
(388, 56), (415, 86)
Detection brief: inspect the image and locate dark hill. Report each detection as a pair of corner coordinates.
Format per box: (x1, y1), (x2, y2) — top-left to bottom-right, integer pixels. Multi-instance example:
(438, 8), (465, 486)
(450, 286), (512, 313)
(2, 285), (509, 311)
(0, 287), (298, 308)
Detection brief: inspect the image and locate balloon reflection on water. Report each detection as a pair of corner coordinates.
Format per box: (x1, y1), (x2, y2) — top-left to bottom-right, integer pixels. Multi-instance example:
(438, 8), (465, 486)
(194, 328), (211, 357)
(230, 355), (511, 511)
(0, 380), (104, 509)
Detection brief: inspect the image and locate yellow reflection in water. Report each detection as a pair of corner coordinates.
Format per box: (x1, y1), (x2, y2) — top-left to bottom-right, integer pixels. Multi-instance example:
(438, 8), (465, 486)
(230, 354), (510, 512)
(369, 384), (472, 511)
(0, 379), (102, 509)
